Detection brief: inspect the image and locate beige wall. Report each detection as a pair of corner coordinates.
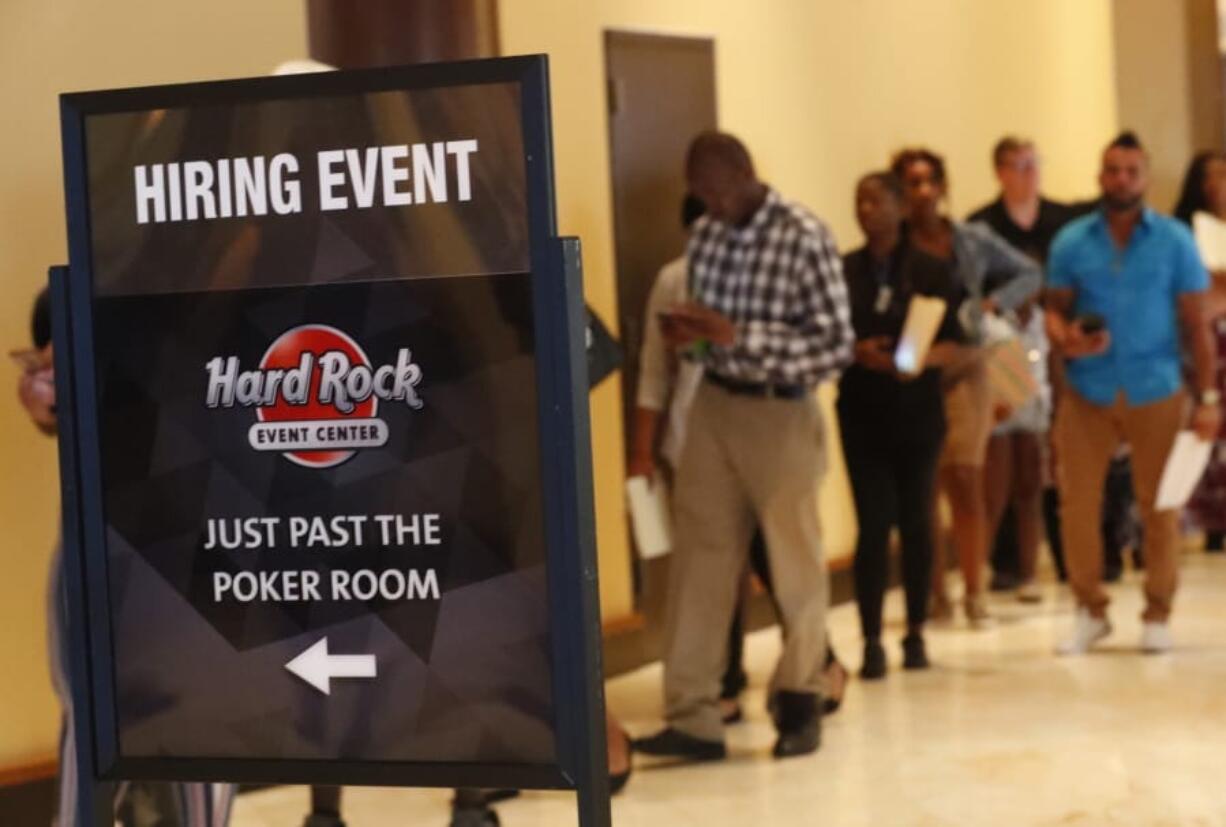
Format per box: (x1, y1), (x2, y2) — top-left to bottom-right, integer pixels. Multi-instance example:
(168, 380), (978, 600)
(0, 0), (307, 773)
(1114, 0), (1224, 210)
(0, 0), (1128, 774)
(500, 0), (1120, 626)
(1114, 0), (1194, 209)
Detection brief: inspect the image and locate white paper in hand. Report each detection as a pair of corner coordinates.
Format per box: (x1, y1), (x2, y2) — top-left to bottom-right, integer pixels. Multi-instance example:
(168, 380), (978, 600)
(626, 476), (673, 559)
(895, 295), (947, 375)
(1155, 431), (1214, 510)
(1193, 211), (1226, 271)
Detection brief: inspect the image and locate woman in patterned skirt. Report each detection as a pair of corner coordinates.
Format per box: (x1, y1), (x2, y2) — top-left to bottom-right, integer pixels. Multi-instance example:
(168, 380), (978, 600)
(1175, 152), (1226, 552)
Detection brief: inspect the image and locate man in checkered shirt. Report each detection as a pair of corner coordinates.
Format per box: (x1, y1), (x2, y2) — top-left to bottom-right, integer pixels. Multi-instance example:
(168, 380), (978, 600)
(636, 132), (853, 762)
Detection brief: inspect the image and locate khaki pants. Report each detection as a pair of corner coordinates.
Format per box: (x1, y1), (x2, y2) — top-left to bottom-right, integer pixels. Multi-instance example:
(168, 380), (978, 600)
(1053, 387), (1186, 621)
(663, 382), (828, 741)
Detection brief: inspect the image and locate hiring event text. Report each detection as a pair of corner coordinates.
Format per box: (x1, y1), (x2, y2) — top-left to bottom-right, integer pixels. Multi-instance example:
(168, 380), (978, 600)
(132, 140), (479, 224)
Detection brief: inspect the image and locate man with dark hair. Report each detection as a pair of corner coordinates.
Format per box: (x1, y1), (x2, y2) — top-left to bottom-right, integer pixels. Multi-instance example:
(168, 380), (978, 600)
(684, 131), (754, 178)
(635, 131), (853, 761)
(1109, 130), (1144, 150)
(1046, 131), (1220, 655)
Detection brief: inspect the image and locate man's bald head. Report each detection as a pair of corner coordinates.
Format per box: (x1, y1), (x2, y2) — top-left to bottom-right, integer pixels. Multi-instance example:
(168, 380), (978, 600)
(685, 132), (763, 224)
(685, 132), (756, 177)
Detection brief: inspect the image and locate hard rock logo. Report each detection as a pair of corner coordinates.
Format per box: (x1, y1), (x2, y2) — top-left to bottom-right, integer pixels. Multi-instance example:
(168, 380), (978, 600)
(204, 324), (423, 468)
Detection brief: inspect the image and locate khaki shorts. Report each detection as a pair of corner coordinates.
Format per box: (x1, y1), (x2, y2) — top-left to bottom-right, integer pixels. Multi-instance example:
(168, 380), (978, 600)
(940, 359), (992, 469)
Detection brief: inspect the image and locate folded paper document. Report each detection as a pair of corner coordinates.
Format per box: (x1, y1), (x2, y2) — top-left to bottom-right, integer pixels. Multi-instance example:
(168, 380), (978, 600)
(894, 295), (947, 375)
(626, 475), (672, 559)
(1193, 211), (1226, 271)
(1155, 430), (1213, 510)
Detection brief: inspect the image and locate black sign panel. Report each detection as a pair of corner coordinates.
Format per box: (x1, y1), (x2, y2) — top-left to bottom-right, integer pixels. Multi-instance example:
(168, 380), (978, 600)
(57, 57), (608, 817)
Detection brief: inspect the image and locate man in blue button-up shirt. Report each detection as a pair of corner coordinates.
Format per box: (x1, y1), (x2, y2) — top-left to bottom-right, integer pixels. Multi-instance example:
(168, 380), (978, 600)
(1045, 132), (1220, 656)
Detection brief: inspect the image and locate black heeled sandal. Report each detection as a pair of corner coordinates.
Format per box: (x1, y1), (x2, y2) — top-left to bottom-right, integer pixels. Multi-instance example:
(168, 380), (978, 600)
(610, 726), (633, 794)
(824, 650), (849, 712)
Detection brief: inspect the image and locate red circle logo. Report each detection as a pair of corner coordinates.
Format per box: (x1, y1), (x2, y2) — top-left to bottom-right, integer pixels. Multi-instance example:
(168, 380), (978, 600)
(257, 324), (376, 468)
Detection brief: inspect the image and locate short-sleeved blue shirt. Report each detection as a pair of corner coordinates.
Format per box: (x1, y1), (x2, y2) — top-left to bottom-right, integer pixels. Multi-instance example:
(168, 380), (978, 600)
(1047, 207), (1207, 406)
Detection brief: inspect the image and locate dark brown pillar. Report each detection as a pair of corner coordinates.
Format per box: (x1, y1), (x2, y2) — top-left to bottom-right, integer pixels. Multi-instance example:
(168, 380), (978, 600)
(303, 1), (502, 821)
(306, 0), (500, 69)
(1185, 0), (1225, 152)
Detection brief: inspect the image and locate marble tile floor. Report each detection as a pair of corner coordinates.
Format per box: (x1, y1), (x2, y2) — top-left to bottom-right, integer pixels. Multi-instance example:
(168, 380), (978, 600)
(232, 553), (1226, 826)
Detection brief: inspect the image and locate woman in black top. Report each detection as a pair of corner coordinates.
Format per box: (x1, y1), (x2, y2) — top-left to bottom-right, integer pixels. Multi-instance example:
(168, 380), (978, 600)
(838, 172), (965, 678)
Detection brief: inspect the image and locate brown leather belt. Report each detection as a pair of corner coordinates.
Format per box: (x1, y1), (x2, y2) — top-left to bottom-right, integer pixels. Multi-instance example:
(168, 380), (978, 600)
(706, 373), (807, 400)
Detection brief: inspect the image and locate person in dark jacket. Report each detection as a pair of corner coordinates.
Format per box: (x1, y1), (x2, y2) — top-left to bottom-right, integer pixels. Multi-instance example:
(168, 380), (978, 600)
(839, 172), (968, 677)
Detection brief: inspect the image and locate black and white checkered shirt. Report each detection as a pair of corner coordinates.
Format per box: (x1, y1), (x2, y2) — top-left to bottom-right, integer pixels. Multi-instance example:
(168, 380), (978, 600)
(687, 189), (854, 388)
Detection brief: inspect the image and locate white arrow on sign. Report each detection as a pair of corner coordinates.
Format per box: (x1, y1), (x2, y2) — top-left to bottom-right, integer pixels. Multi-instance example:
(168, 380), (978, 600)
(286, 637), (377, 695)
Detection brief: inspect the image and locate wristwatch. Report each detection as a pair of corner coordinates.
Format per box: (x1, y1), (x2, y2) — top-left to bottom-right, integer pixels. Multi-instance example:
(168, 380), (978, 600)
(1198, 388), (1222, 406)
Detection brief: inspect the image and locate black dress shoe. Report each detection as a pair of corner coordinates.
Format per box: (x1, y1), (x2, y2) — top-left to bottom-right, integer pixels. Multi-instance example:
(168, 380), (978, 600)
(303, 814), (347, 827)
(860, 640), (887, 680)
(771, 691), (821, 759)
(449, 806), (499, 827)
(902, 633), (930, 670)
(633, 727), (726, 761)
(822, 656), (848, 715)
(451, 790), (499, 827)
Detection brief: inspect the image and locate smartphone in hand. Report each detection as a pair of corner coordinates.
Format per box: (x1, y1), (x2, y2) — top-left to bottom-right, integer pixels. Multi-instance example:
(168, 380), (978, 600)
(1077, 313), (1106, 335)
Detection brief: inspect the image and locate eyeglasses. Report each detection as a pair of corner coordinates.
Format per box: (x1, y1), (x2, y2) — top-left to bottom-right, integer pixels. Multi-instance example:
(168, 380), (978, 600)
(1002, 157), (1040, 173)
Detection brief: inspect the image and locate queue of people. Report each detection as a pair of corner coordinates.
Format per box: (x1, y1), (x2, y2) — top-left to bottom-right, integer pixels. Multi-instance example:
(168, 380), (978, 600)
(627, 126), (1225, 768)
(19, 128), (1226, 824)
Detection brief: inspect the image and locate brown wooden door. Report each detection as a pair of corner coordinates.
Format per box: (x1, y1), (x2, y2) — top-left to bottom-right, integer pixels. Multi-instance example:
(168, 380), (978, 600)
(605, 31), (717, 432)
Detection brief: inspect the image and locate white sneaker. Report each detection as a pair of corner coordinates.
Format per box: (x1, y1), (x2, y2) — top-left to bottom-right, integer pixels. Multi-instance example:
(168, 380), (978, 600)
(1056, 609), (1111, 656)
(1140, 621), (1173, 654)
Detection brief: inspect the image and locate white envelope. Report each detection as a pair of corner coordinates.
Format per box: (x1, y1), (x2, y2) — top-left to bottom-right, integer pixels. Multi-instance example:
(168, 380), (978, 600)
(1155, 430), (1214, 510)
(1193, 211), (1226, 271)
(894, 295), (947, 375)
(626, 475), (673, 559)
